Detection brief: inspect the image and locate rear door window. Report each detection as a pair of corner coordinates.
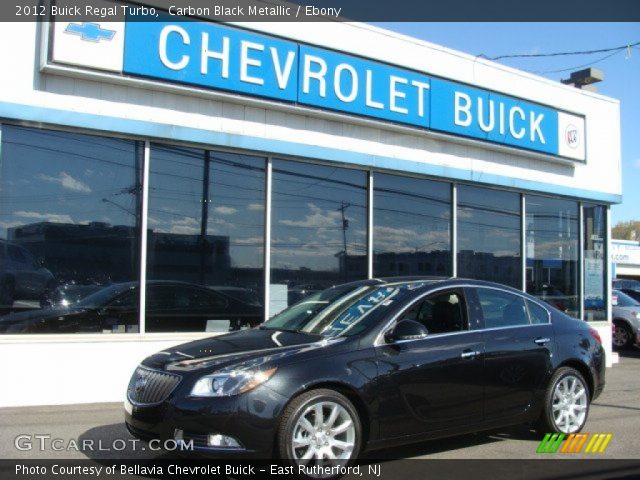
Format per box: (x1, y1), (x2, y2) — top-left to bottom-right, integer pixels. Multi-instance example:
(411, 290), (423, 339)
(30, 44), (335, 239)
(526, 300), (550, 324)
(476, 288), (530, 329)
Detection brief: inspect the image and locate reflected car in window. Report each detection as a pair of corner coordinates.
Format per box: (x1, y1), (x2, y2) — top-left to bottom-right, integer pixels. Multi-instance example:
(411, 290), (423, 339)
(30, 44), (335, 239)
(0, 281), (262, 334)
(40, 281), (108, 309)
(125, 278), (605, 471)
(527, 282), (579, 316)
(0, 240), (55, 309)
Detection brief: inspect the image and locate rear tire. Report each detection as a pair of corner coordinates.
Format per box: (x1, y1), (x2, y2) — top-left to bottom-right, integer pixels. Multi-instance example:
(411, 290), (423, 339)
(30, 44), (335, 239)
(535, 367), (590, 435)
(277, 389), (361, 478)
(613, 321), (633, 350)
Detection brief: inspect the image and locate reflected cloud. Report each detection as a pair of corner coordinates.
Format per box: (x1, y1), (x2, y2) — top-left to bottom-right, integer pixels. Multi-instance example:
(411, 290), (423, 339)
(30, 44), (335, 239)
(214, 206), (237, 215)
(14, 210), (74, 223)
(39, 172), (92, 193)
(279, 203), (342, 228)
(374, 226), (449, 254)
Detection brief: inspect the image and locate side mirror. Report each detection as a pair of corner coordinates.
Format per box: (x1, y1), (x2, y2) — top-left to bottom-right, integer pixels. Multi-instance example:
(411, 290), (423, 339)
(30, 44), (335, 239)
(385, 319), (428, 343)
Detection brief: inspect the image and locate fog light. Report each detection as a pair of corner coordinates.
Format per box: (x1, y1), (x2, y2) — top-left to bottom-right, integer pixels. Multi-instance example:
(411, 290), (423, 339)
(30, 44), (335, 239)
(208, 434), (241, 448)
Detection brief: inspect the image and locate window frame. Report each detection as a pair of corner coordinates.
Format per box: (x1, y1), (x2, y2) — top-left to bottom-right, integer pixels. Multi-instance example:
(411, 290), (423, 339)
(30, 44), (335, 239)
(1, 119), (595, 342)
(472, 285), (551, 330)
(375, 285), (474, 346)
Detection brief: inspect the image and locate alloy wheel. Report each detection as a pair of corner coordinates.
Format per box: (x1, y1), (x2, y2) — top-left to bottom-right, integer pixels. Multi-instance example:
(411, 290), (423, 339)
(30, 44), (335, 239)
(551, 374), (588, 433)
(291, 400), (356, 466)
(613, 324), (630, 348)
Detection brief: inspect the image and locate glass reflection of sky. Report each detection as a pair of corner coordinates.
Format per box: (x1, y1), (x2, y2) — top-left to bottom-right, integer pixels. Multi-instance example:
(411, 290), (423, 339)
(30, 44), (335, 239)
(374, 173), (450, 255)
(147, 145), (265, 269)
(271, 160), (367, 272)
(0, 126), (139, 238)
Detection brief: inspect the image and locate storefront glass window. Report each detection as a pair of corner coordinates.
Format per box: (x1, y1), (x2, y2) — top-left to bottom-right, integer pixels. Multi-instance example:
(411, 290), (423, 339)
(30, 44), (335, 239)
(526, 195), (580, 317)
(0, 125), (142, 334)
(583, 204), (607, 321)
(373, 173), (451, 277)
(146, 145), (265, 332)
(270, 160), (367, 316)
(457, 185), (521, 288)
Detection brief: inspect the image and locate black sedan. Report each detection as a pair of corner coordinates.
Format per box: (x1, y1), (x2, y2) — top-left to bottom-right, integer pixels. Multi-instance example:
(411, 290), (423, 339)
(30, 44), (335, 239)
(125, 278), (605, 470)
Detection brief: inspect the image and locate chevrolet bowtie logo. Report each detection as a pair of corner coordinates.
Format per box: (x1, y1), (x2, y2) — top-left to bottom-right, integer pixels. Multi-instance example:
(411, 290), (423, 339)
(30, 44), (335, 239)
(65, 22), (116, 42)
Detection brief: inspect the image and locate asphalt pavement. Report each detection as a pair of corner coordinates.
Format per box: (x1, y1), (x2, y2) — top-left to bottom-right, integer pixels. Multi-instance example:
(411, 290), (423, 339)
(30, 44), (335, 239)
(1, 348), (639, 461)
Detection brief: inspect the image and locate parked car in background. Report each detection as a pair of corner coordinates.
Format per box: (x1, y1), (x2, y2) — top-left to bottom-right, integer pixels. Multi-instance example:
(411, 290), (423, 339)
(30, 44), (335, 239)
(613, 278), (640, 292)
(0, 239), (55, 309)
(612, 289), (640, 350)
(619, 288), (640, 304)
(125, 278), (605, 469)
(0, 281), (262, 334)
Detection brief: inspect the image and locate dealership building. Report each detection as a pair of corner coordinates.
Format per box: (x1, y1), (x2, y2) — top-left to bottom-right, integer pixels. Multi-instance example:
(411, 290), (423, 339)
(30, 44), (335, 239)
(0, 14), (621, 406)
(612, 240), (640, 279)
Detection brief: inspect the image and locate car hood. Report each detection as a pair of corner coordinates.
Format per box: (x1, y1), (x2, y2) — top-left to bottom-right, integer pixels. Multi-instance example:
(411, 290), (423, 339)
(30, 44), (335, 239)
(143, 328), (345, 373)
(613, 306), (640, 319)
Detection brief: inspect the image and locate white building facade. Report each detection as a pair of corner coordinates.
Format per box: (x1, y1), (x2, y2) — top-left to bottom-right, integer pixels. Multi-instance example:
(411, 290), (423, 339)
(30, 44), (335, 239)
(0, 16), (621, 406)
(612, 240), (640, 279)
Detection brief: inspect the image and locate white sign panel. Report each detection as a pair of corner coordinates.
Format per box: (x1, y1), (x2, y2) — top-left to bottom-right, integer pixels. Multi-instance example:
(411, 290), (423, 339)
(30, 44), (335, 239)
(557, 111), (586, 161)
(52, 21), (125, 72)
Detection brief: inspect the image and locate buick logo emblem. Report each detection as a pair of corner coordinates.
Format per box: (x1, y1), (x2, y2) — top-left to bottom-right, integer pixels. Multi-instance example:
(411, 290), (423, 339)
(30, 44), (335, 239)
(565, 124), (579, 149)
(134, 376), (148, 394)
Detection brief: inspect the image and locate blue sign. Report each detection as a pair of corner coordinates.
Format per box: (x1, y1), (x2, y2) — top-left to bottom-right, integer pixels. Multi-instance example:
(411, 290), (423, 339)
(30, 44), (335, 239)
(430, 79), (558, 154)
(125, 20), (298, 101)
(298, 45), (431, 128)
(117, 17), (578, 158)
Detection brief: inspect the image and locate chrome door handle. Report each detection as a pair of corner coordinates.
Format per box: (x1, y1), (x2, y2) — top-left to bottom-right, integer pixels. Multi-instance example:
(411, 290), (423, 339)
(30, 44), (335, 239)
(460, 350), (480, 359)
(534, 337), (551, 345)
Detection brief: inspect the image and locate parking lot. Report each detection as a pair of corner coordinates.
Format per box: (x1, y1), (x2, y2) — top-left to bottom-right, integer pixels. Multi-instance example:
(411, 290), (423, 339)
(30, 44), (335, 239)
(1, 349), (639, 462)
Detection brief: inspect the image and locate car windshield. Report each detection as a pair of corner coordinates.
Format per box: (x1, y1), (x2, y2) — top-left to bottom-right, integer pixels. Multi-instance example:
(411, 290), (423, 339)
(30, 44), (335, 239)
(613, 290), (640, 308)
(76, 283), (136, 309)
(261, 281), (432, 337)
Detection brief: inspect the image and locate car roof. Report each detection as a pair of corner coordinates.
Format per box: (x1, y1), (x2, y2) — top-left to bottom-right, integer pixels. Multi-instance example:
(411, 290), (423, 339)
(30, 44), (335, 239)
(335, 276), (530, 295)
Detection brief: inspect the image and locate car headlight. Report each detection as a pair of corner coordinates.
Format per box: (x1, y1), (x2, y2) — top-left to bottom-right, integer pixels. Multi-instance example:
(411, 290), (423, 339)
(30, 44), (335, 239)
(190, 367), (277, 397)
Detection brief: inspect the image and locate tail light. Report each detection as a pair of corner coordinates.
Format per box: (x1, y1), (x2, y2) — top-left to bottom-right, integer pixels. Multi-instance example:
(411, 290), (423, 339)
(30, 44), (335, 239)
(590, 327), (602, 345)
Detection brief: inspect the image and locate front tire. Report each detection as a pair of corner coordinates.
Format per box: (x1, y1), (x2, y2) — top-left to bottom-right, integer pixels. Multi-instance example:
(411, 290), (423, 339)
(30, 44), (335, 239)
(536, 367), (590, 434)
(277, 389), (361, 475)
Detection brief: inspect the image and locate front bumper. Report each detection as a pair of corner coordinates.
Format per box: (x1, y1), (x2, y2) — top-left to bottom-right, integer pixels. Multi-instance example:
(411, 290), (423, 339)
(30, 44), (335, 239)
(124, 381), (290, 458)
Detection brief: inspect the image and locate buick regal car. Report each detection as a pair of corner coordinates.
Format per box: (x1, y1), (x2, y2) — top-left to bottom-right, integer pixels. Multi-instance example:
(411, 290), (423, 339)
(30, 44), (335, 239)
(125, 278), (605, 470)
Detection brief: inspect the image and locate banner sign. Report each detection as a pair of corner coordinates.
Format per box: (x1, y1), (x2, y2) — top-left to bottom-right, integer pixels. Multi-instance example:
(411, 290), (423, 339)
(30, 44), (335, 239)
(49, 17), (586, 161)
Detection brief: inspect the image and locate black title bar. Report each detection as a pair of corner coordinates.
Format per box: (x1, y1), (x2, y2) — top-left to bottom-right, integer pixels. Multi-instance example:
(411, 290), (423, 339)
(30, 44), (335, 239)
(2, 0), (640, 22)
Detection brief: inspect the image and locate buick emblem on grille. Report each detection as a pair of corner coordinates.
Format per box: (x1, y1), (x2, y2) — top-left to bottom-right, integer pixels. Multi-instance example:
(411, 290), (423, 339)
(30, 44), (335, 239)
(129, 367), (181, 405)
(134, 376), (148, 394)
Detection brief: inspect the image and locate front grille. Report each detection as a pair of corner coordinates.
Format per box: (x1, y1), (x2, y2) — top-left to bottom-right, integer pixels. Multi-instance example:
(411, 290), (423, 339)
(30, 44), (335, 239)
(127, 367), (181, 405)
